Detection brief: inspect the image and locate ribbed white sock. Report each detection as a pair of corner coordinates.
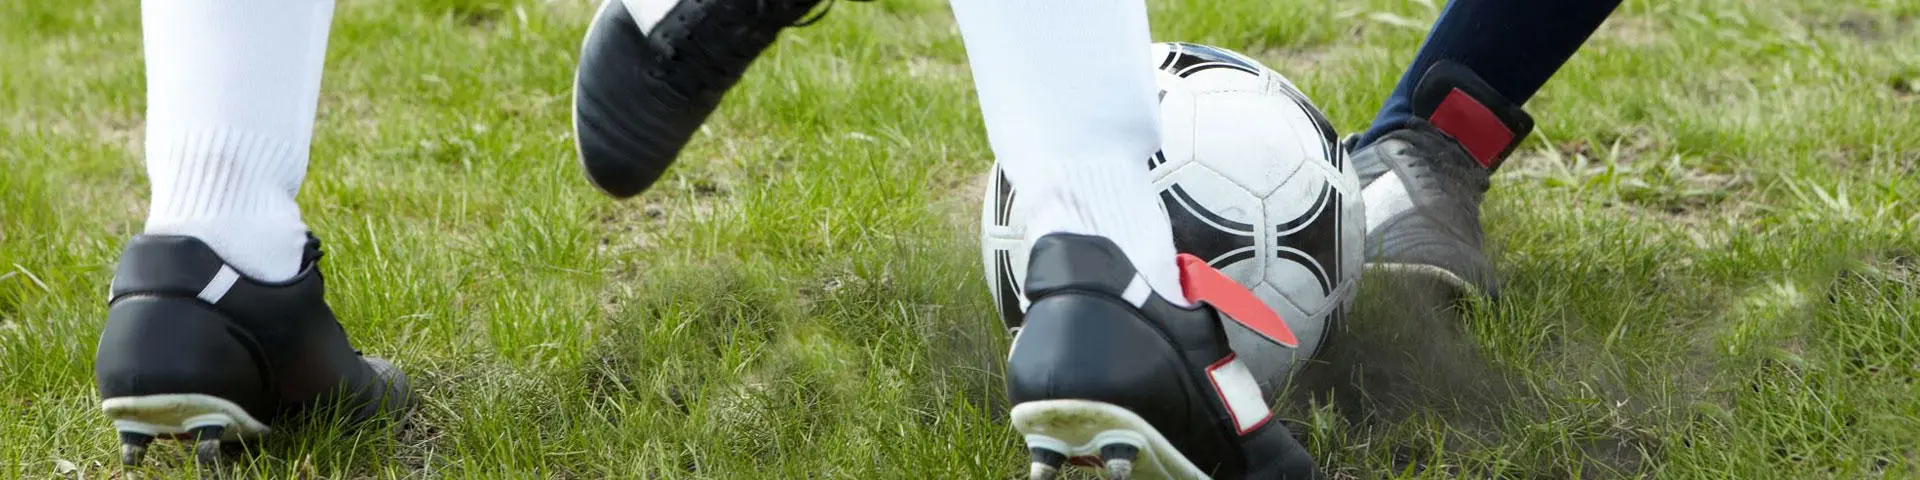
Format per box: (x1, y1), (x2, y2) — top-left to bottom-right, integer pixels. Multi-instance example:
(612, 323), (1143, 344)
(140, 0), (334, 282)
(951, 0), (1187, 306)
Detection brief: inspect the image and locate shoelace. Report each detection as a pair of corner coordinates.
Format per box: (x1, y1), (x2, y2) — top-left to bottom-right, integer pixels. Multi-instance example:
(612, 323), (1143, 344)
(643, 0), (869, 98)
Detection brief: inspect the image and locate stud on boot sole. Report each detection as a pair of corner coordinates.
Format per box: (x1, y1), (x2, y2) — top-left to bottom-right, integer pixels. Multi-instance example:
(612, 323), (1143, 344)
(1011, 400), (1210, 480)
(103, 394), (265, 468)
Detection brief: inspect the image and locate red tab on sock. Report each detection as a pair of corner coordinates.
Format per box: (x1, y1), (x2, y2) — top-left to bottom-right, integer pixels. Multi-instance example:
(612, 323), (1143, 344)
(1429, 88), (1514, 169)
(1176, 254), (1297, 347)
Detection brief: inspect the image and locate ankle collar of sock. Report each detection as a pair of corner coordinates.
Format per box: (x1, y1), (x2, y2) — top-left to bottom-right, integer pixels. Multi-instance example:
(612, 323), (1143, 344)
(1410, 61), (1535, 171)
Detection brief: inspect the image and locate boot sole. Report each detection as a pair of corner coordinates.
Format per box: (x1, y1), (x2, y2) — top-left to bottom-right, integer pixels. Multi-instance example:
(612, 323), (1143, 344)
(102, 394), (269, 440)
(1011, 399), (1212, 480)
(1365, 262), (1481, 298)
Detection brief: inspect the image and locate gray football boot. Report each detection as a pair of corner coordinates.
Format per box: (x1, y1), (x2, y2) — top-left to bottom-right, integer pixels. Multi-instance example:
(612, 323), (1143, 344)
(1351, 61), (1534, 300)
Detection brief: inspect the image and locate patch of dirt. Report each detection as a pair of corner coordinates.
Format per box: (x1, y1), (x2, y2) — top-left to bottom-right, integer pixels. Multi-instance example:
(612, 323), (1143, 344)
(448, 3), (506, 29)
(1509, 145), (1604, 176)
(1829, 147), (1920, 178)
(909, 167), (1015, 417)
(581, 346), (702, 425)
(391, 414), (443, 473)
(1823, 12), (1916, 42)
(2, 110), (143, 154)
(98, 115), (143, 154)
(1254, 46), (1339, 77)
(1891, 252), (1918, 279)
(1594, 16), (1665, 47)
(1506, 132), (1757, 241)
(0, 110), (149, 234)
(589, 170), (745, 333)
(918, 306), (1011, 420)
(1629, 169), (1752, 225)
(1288, 277), (1521, 436)
(542, 0), (600, 19)
(906, 56), (969, 80)
(1557, 131), (1661, 164)
(1288, 275), (1659, 477)
(593, 173), (736, 266)
(1891, 75), (1919, 98)
(320, 92), (385, 135)
(945, 169), (991, 231)
(1835, 249), (1920, 290)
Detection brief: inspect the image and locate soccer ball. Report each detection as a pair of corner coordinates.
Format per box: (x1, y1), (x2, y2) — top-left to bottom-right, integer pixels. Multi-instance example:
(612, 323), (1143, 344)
(979, 42), (1364, 388)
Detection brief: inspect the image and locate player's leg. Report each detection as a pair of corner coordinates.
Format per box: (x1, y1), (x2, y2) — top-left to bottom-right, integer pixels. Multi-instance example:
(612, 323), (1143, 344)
(1351, 0), (1623, 298)
(572, 0), (865, 198)
(950, 0), (1318, 478)
(98, 0), (411, 467)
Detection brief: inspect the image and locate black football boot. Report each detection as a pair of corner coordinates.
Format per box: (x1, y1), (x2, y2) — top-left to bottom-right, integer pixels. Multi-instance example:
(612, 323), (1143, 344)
(95, 235), (413, 467)
(1350, 61), (1534, 300)
(572, 0), (864, 198)
(1007, 233), (1321, 480)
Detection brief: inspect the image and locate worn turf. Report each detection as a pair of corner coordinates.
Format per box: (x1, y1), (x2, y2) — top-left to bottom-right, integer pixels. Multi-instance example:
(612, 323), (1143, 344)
(2, 0), (1916, 477)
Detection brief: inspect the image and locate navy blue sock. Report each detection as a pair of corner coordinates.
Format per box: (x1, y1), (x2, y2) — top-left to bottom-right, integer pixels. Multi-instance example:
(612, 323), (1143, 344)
(1356, 0), (1623, 147)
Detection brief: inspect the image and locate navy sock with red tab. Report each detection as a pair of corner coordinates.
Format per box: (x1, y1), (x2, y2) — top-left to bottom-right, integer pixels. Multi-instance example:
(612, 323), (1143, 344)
(1405, 61), (1534, 171)
(1355, 0), (1621, 150)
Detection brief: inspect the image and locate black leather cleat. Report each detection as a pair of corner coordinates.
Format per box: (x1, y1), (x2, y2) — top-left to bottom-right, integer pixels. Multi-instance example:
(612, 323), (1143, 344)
(1352, 61), (1533, 300)
(95, 235), (413, 466)
(572, 0), (863, 198)
(1007, 233), (1321, 480)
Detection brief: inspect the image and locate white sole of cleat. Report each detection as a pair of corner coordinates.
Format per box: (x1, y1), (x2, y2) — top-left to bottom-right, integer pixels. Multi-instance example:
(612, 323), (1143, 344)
(1365, 263), (1481, 298)
(1010, 400), (1213, 480)
(102, 394), (269, 440)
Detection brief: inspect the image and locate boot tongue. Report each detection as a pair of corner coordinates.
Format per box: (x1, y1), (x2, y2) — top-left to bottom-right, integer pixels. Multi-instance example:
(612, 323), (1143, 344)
(1410, 61), (1535, 171)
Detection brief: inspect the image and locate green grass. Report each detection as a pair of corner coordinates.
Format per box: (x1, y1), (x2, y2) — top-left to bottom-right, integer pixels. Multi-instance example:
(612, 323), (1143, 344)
(3, 0), (1917, 477)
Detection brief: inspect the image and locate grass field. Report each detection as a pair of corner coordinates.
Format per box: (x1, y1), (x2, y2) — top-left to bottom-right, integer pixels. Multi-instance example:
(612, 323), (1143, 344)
(3, 0), (1918, 477)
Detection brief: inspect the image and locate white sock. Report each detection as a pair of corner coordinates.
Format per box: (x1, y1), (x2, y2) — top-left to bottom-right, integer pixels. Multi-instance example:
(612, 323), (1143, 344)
(951, 0), (1187, 306)
(140, 0), (335, 282)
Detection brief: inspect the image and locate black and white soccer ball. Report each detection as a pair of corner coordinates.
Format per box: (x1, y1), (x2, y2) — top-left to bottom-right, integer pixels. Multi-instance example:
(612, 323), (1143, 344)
(979, 42), (1364, 387)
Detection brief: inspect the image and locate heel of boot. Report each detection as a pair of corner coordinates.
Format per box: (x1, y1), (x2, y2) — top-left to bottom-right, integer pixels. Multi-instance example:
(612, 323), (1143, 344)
(1005, 294), (1196, 413)
(1006, 293), (1240, 479)
(95, 295), (272, 454)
